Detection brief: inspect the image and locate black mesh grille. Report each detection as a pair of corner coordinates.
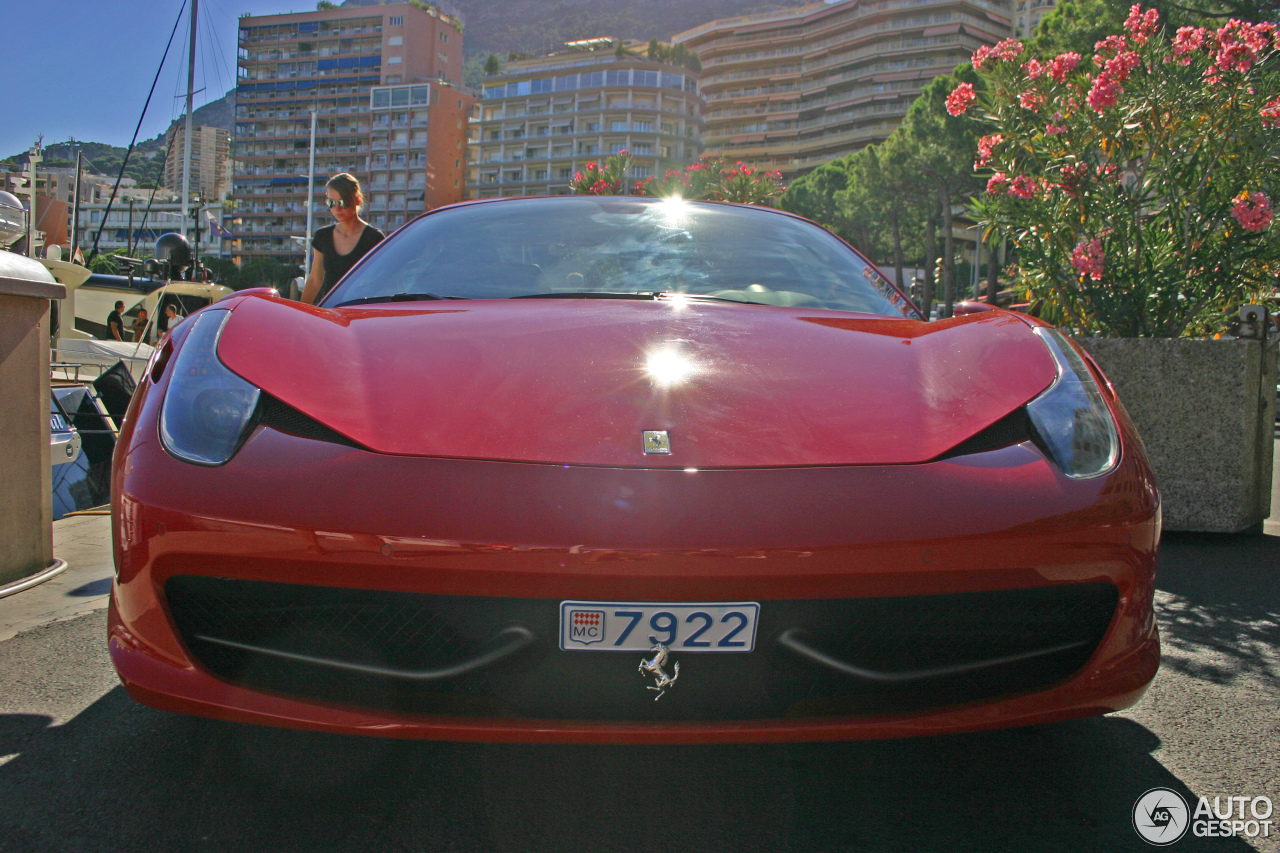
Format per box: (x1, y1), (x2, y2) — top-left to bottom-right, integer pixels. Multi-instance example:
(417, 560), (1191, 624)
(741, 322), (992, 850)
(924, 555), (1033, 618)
(165, 576), (1119, 722)
(936, 407), (1036, 460)
(258, 394), (360, 447)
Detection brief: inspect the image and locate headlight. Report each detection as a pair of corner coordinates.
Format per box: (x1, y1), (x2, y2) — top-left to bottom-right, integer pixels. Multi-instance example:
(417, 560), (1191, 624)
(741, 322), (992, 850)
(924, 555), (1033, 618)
(159, 309), (261, 466)
(1026, 327), (1120, 479)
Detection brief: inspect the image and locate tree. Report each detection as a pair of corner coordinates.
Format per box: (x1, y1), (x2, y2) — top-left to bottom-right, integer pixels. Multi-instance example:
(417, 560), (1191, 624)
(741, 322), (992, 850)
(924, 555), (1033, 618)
(316, 0), (338, 9)
(900, 65), (988, 317)
(483, 53), (500, 75)
(199, 256), (240, 288)
(780, 158), (856, 243)
(1032, 0), (1129, 56)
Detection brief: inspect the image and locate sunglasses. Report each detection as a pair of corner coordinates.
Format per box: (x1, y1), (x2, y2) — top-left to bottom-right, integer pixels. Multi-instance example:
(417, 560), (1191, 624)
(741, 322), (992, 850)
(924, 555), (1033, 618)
(324, 198), (349, 209)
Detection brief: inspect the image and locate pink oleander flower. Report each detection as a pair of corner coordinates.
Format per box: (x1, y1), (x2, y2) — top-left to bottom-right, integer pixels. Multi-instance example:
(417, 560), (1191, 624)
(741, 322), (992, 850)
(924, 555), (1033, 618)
(987, 172), (1009, 194)
(1172, 26), (1208, 64)
(1024, 58), (1044, 79)
(1262, 96), (1280, 128)
(972, 44), (993, 69)
(946, 82), (977, 116)
(1008, 175), (1039, 199)
(1232, 191), (1273, 232)
(1071, 238), (1105, 280)
(1094, 35), (1129, 65)
(1124, 4), (1160, 45)
(976, 133), (1004, 166)
(1104, 50), (1141, 83)
(1046, 123), (1069, 135)
(1047, 52), (1081, 83)
(1213, 20), (1273, 75)
(1020, 89), (1046, 110)
(1087, 73), (1123, 112)
(992, 38), (1024, 62)
(585, 161), (598, 170)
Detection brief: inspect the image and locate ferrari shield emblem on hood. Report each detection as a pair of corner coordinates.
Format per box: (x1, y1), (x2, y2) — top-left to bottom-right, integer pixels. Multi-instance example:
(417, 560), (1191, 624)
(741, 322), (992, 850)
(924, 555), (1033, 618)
(642, 430), (671, 454)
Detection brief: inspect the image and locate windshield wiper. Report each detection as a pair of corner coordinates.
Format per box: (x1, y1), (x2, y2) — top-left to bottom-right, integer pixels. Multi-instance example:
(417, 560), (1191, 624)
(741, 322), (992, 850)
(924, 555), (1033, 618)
(510, 291), (658, 300)
(663, 293), (772, 306)
(508, 291), (775, 305)
(333, 292), (464, 307)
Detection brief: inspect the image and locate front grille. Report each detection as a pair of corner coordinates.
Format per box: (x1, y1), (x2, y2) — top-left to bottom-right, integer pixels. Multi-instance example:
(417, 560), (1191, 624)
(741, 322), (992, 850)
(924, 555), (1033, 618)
(165, 576), (1119, 722)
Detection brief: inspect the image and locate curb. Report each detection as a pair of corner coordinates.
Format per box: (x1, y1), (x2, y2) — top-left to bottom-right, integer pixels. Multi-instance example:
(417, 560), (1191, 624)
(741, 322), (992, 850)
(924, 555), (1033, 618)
(0, 560), (70, 600)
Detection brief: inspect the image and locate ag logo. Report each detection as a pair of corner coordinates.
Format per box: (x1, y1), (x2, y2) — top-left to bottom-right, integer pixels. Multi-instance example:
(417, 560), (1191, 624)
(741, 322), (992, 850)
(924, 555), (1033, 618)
(1133, 788), (1190, 846)
(567, 609), (605, 646)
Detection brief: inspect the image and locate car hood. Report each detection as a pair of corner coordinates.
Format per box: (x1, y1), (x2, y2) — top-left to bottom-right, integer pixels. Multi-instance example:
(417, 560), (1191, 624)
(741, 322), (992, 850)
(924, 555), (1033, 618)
(217, 296), (1056, 468)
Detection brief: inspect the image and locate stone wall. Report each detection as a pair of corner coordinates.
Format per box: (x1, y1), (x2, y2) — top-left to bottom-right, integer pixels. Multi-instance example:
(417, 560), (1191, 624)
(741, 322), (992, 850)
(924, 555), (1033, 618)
(1079, 338), (1278, 533)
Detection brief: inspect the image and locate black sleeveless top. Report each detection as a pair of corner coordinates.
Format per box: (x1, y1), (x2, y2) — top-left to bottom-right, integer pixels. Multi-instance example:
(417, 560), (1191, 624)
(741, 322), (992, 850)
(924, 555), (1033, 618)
(312, 223), (385, 302)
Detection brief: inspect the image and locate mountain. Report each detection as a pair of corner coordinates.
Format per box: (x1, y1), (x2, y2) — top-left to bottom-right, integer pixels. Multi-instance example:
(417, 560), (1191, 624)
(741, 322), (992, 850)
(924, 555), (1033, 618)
(447, 0), (808, 58)
(187, 89), (235, 133)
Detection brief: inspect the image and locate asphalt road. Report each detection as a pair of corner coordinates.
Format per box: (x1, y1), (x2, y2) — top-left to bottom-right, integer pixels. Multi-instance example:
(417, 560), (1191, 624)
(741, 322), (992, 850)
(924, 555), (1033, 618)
(1, 447), (1277, 852)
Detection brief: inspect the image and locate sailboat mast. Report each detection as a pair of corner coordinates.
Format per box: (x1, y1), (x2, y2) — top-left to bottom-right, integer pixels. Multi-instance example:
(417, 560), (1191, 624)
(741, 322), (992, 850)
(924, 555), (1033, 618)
(181, 0), (198, 260)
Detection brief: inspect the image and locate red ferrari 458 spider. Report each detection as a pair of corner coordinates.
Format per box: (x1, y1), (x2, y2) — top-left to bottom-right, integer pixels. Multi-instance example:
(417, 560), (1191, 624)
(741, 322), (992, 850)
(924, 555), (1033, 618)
(109, 196), (1160, 744)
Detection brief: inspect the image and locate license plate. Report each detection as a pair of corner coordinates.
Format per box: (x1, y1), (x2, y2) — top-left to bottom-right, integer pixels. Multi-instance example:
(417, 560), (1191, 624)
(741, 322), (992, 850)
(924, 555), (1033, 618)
(559, 601), (759, 652)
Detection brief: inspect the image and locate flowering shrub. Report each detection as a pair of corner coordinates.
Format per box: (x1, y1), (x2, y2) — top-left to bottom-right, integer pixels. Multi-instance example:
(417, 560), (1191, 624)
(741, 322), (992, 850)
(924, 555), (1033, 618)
(570, 153), (784, 205)
(567, 153), (631, 196)
(957, 6), (1280, 336)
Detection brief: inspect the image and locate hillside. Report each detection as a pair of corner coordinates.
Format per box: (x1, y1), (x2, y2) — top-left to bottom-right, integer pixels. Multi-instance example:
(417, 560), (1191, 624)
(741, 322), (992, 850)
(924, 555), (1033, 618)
(2, 88), (235, 188)
(451, 0), (809, 57)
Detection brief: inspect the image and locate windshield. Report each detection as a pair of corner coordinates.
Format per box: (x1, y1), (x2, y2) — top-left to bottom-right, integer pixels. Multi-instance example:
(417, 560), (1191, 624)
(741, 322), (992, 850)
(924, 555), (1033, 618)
(324, 197), (916, 316)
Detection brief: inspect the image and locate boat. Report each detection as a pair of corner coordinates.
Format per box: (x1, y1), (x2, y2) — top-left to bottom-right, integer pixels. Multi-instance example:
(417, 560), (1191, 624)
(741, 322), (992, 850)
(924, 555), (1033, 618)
(41, 242), (234, 382)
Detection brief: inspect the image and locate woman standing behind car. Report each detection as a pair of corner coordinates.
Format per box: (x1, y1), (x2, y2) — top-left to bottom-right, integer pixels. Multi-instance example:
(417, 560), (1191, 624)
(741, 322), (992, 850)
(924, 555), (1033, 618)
(301, 173), (385, 305)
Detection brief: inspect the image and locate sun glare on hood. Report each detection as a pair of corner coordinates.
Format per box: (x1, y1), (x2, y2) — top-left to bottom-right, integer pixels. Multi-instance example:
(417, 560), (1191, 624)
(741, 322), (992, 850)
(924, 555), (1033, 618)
(645, 348), (697, 387)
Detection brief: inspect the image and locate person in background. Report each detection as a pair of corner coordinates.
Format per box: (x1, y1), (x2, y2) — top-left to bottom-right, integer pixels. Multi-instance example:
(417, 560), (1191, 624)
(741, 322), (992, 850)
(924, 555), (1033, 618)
(107, 301), (125, 341)
(301, 173), (385, 306)
(162, 303), (185, 336)
(131, 309), (150, 343)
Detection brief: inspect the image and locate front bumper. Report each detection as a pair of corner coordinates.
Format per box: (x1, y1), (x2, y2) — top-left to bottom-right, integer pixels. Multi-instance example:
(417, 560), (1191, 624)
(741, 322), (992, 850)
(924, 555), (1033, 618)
(110, 396), (1160, 742)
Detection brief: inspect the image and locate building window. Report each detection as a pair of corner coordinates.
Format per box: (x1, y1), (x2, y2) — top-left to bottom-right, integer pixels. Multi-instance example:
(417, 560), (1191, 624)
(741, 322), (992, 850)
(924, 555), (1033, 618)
(387, 56), (402, 65)
(439, 32), (448, 43)
(388, 16), (403, 25)
(388, 36), (403, 46)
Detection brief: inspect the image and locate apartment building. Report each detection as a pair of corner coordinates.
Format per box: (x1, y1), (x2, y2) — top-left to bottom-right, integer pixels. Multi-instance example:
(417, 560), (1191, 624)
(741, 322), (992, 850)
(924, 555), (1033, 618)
(1014, 0), (1055, 38)
(674, 0), (1013, 178)
(164, 124), (233, 202)
(470, 39), (705, 198)
(234, 1), (472, 260)
(76, 197), (226, 257)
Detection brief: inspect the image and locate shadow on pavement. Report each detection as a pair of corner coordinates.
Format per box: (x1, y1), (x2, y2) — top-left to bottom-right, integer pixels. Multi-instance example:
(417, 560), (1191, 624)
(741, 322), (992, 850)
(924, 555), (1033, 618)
(1155, 532), (1280, 686)
(0, 689), (1257, 853)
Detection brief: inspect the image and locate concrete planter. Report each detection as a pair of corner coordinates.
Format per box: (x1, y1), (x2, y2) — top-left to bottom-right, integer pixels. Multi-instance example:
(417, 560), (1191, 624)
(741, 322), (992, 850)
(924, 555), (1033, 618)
(1078, 337), (1278, 533)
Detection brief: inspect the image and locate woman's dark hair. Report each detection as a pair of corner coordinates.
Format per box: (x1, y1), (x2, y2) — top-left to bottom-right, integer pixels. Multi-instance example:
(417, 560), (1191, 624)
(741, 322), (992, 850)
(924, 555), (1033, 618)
(327, 173), (362, 211)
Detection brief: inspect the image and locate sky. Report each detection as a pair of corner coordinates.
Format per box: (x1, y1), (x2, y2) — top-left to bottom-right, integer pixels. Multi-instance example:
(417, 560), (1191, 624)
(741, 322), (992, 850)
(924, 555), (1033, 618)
(6, 0), (325, 159)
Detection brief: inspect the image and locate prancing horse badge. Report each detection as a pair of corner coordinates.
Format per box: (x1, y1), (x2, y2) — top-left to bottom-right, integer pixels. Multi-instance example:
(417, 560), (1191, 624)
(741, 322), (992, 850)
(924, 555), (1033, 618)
(642, 430), (671, 454)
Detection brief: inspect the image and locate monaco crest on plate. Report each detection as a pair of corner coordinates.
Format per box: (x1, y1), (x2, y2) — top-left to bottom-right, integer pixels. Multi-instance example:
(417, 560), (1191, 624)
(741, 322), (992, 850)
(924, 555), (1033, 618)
(566, 609), (606, 646)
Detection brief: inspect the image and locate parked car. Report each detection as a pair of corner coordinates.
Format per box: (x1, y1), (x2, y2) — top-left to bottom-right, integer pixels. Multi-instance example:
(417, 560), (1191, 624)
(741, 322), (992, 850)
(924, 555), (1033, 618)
(109, 197), (1160, 743)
